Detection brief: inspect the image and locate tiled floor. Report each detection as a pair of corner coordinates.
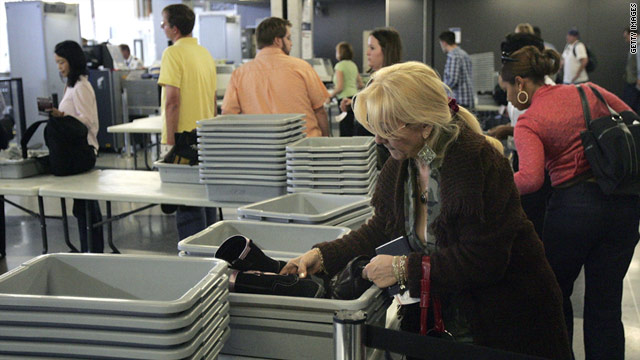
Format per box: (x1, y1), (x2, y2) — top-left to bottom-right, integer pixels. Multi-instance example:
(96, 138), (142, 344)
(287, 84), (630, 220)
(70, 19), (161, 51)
(1, 152), (640, 359)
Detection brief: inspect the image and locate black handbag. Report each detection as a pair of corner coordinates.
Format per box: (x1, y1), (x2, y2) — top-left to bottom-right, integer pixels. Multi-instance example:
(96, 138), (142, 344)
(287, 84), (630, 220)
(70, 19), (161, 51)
(163, 129), (198, 165)
(22, 115), (96, 176)
(577, 85), (640, 195)
(329, 255), (372, 300)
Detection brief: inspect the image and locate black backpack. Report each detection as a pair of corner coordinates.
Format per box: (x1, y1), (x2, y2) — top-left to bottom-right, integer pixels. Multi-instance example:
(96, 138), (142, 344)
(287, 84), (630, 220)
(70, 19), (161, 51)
(22, 115), (96, 176)
(573, 41), (597, 73)
(577, 85), (640, 195)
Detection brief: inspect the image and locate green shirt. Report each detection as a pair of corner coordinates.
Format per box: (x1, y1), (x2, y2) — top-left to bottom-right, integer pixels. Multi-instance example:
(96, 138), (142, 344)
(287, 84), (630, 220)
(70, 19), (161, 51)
(333, 60), (359, 99)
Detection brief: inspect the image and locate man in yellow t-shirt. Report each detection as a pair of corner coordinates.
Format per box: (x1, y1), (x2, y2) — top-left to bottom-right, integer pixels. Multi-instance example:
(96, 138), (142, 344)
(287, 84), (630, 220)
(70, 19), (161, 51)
(158, 4), (217, 239)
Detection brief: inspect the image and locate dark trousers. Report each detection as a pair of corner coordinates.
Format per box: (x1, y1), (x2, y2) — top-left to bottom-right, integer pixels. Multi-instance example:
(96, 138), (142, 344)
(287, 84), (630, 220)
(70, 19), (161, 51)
(72, 199), (104, 253)
(339, 97), (355, 137)
(543, 182), (639, 360)
(622, 83), (640, 113)
(176, 206), (218, 240)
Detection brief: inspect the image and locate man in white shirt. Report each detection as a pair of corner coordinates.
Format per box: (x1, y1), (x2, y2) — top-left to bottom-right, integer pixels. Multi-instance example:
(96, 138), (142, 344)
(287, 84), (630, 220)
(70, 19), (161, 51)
(562, 29), (588, 84)
(119, 44), (143, 69)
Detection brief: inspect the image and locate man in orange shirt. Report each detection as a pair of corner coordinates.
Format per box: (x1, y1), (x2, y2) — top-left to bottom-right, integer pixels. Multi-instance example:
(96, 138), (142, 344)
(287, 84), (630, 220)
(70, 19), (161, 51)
(222, 17), (330, 137)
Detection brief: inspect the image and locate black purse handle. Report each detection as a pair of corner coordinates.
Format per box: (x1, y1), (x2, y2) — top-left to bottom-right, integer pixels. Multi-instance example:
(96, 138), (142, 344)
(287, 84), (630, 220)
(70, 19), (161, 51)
(575, 85), (591, 130)
(575, 84), (621, 131)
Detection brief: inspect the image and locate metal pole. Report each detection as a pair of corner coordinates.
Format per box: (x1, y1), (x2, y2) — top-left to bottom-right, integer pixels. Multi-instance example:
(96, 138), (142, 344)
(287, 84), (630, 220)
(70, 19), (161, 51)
(334, 310), (367, 360)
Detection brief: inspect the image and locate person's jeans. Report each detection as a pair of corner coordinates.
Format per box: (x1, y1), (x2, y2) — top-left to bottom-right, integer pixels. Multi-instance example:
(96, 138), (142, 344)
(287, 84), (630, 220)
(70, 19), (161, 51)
(176, 206), (218, 240)
(543, 182), (639, 360)
(622, 83), (640, 113)
(72, 199), (104, 253)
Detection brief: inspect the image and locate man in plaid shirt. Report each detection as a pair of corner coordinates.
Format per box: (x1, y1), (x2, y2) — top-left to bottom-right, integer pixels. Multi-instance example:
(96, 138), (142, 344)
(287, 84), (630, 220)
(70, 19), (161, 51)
(439, 31), (474, 108)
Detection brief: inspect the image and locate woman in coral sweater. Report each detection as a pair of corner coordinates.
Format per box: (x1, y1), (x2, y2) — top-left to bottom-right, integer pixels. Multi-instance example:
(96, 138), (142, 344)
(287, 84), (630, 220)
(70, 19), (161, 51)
(501, 45), (639, 360)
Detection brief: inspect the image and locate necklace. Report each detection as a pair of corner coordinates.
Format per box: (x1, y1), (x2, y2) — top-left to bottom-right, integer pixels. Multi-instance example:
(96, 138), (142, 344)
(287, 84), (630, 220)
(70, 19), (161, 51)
(419, 189), (428, 204)
(419, 186), (428, 204)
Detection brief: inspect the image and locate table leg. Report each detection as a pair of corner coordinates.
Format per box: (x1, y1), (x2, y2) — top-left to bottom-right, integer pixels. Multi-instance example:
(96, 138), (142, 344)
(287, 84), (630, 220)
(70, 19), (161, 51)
(106, 201), (119, 254)
(0, 195), (5, 258)
(86, 201), (93, 253)
(155, 134), (160, 160)
(60, 199), (78, 253)
(144, 134), (151, 170)
(132, 133), (138, 170)
(37, 196), (48, 254)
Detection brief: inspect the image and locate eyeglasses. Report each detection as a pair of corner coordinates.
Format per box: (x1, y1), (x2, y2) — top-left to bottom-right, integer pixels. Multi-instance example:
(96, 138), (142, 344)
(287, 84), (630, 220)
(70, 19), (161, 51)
(160, 21), (168, 29)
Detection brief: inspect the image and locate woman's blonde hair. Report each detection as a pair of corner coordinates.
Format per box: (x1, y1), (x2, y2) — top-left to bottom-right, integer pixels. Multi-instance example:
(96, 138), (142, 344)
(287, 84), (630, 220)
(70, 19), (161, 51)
(353, 61), (483, 162)
(515, 23), (535, 34)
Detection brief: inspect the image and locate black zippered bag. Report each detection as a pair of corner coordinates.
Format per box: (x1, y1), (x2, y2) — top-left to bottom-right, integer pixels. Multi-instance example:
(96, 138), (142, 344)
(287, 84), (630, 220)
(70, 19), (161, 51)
(577, 85), (640, 194)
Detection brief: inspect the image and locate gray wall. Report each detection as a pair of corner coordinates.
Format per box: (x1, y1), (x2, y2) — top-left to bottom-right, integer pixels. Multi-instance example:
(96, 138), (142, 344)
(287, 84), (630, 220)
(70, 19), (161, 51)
(313, 0), (385, 70)
(236, 4), (270, 29)
(430, 0), (631, 96)
(387, 0), (426, 62)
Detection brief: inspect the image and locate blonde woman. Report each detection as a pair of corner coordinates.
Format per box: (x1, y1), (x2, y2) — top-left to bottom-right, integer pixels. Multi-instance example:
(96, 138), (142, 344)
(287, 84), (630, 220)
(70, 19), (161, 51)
(282, 62), (570, 359)
(515, 22), (535, 34)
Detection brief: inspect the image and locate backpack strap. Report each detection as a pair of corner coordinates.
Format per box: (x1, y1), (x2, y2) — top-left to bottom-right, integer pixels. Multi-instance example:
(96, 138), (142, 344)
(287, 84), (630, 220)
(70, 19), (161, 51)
(575, 85), (592, 130)
(587, 85), (619, 116)
(20, 119), (48, 156)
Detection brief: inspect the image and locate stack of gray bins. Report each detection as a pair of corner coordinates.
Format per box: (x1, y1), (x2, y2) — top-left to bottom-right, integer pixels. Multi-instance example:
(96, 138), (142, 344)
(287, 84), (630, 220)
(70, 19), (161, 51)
(197, 114), (306, 203)
(236, 192), (373, 230)
(286, 137), (377, 196)
(177, 220), (389, 360)
(0, 254), (231, 360)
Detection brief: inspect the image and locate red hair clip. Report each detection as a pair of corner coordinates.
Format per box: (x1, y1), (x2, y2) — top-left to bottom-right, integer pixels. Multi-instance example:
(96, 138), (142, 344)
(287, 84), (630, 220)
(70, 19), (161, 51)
(448, 98), (459, 115)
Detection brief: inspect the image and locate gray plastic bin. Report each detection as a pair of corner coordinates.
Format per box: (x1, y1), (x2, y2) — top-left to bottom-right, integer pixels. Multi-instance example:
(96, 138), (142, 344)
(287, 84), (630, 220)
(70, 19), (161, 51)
(0, 254), (227, 315)
(286, 151), (376, 166)
(198, 126), (303, 139)
(0, 299), (229, 347)
(287, 166), (376, 180)
(286, 149), (374, 162)
(338, 211), (373, 229)
(0, 314), (230, 359)
(237, 193), (370, 223)
(239, 206), (371, 227)
(223, 286), (389, 360)
(198, 119), (304, 133)
(197, 114), (305, 126)
(205, 183), (286, 203)
(0, 276), (228, 331)
(197, 133), (305, 146)
(0, 158), (46, 179)
(286, 136), (375, 153)
(154, 161), (200, 184)
(198, 149), (286, 157)
(178, 220), (349, 258)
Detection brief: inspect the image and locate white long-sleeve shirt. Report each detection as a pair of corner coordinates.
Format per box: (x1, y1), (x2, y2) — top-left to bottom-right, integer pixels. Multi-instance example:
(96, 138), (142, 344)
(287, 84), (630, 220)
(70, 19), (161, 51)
(58, 75), (99, 151)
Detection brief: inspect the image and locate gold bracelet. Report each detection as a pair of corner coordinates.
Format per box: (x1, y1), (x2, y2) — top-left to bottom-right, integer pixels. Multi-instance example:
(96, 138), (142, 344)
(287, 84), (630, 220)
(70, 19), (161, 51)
(313, 248), (327, 273)
(398, 255), (408, 284)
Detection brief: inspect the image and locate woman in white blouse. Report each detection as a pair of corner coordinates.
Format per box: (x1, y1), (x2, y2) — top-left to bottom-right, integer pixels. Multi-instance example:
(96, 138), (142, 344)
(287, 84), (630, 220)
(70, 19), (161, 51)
(49, 40), (103, 252)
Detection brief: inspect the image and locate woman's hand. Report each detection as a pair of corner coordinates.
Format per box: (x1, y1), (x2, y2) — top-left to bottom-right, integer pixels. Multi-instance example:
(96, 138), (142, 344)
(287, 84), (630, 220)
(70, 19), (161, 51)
(362, 255), (397, 288)
(487, 124), (513, 140)
(47, 108), (64, 118)
(279, 248), (324, 278)
(339, 98), (352, 112)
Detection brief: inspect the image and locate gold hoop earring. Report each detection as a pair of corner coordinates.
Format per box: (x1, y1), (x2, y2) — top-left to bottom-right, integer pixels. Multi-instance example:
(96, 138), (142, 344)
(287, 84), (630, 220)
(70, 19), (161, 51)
(517, 90), (529, 104)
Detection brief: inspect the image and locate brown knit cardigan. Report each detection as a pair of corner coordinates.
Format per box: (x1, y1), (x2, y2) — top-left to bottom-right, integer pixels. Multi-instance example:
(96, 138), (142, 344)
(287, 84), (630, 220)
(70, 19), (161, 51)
(316, 126), (571, 359)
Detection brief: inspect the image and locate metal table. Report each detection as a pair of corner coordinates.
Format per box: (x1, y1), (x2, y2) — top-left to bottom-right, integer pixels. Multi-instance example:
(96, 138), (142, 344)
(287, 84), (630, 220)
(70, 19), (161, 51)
(107, 116), (163, 170)
(38, 169), (245, 253)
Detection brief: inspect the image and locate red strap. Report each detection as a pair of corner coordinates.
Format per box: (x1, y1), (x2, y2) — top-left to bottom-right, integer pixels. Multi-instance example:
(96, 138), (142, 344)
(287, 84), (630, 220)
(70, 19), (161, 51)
(420, 255), (446, 335)
(420, 256), (431, 335)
